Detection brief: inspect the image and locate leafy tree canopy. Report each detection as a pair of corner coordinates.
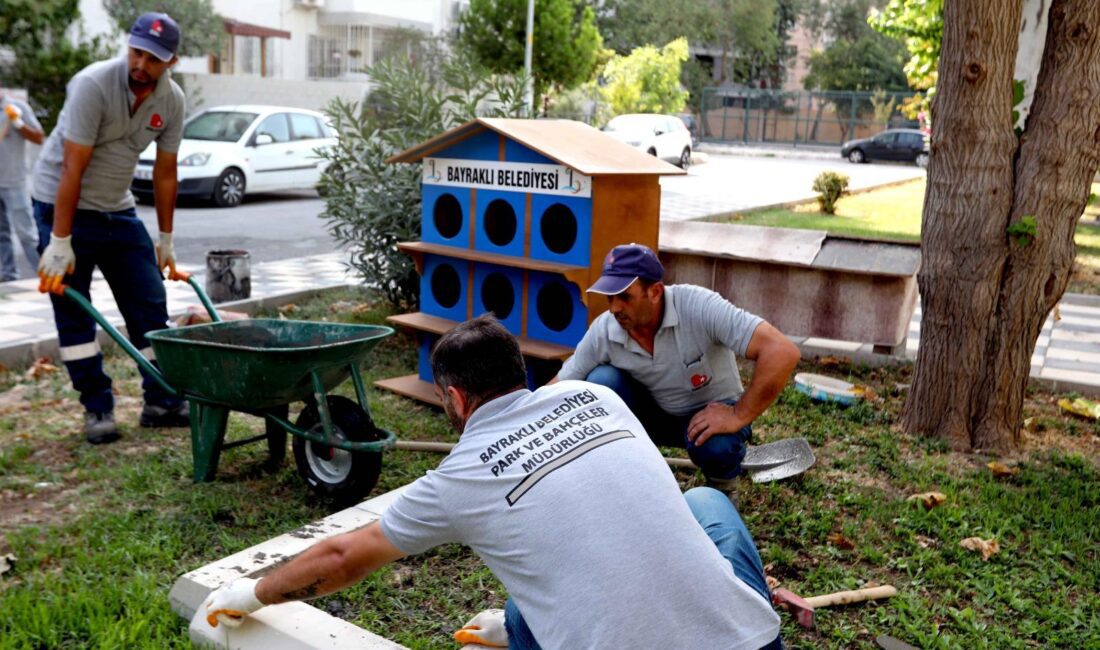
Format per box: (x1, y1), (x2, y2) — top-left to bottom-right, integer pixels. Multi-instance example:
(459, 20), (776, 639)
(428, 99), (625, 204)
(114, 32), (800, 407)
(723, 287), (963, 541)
(102, 0), (224, 58)
(0, 0), (111, 130)
(600, 38), (690, 116)
(804, 32), (908, 92)
(459, 0), (602, 109)
(868, 0), (944, 90)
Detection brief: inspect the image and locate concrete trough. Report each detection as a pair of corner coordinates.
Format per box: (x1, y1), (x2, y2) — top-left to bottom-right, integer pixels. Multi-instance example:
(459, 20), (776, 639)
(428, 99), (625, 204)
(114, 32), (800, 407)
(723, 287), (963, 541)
(659, 222), (920, 353)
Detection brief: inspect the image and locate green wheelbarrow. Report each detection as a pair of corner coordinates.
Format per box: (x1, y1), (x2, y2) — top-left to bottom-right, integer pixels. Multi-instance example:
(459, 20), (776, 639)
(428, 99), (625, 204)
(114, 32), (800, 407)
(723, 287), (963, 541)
(63, 274), (396, 504)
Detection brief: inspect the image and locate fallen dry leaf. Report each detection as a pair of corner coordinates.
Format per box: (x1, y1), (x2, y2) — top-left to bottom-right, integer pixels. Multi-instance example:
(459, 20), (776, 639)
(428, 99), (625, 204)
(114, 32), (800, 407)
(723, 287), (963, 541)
(915, 535), (938, 549)
(766, 575), (781, 591)
(851, 385), (879, 400)
(987, 461), (1020, 478)
(819, 356), (847, 368)
(25, 357), (59, 380)
(959, 537), (1000, 561)
(907, 491), (948, 510)
(827, 532), (855, 550)
(278, 303), (299, 314)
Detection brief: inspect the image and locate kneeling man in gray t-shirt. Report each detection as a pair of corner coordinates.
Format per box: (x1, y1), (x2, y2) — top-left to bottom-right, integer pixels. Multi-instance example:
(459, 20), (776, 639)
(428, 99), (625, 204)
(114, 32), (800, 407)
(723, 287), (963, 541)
(202, 315), (783, 650)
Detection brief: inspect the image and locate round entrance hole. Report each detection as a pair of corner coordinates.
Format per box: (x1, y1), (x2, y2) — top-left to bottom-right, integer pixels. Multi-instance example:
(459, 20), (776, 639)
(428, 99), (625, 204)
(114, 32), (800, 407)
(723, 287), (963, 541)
(536, 281), (573, 332)
(484, 199), (518, 246)
(430, 263), (461, 308)
(433, 193), (463, 239)
(540, 203), (577, 254)
(481, 272), (515, 320)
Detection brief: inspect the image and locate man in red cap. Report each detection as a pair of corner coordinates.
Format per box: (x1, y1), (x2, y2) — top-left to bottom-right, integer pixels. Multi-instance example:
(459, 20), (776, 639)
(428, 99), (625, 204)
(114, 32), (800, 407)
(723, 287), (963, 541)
(554, 243), (800, 493)
(32, 12), (188, 443)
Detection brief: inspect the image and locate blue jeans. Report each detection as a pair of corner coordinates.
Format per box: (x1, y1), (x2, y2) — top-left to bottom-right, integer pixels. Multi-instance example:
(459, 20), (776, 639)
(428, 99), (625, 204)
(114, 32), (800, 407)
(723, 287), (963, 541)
(34, 200), (181, 414)
(505, 487), (782, 650)
(0, 185), (40, 281)
(585, 365), (750, 480)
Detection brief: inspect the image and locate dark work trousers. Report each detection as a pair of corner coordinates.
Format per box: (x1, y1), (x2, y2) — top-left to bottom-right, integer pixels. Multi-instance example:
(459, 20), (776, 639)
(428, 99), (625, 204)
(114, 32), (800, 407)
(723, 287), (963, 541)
(33, 199), (182, 415)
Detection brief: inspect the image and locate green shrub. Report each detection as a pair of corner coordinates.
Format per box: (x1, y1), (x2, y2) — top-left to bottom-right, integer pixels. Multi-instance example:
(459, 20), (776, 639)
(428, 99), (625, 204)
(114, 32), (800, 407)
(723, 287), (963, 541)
(813, 171), (850, 215)
(317, 50), (528, 309)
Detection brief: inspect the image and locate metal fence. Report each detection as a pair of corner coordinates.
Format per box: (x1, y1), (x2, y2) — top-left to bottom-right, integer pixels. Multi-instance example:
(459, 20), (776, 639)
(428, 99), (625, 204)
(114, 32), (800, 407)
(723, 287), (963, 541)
(699, 88), (924, 146)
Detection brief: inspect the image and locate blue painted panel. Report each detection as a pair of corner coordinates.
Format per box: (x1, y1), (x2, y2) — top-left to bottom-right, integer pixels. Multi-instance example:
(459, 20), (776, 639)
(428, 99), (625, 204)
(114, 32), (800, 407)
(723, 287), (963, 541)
(417, 334), (436, 383)
(504, 139), (555, 164)
(420, 255), (469, 322)
(526, 271), (587, 347)
(421, 185), (469, 247)
(473, 263), (524, 335)
(529, 194), (592, 267)
(474, 189), (526, 257)
(436, 130), (500, 161)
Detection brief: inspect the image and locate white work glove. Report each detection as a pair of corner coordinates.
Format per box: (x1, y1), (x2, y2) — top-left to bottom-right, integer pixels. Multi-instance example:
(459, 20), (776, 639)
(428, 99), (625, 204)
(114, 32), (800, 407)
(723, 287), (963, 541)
(203, 577), (264, 628)
(37, 233), (75, 294)
(454, 609), (508, 648)
(4, 104), (25, 129)
(156, 231), (179, 278)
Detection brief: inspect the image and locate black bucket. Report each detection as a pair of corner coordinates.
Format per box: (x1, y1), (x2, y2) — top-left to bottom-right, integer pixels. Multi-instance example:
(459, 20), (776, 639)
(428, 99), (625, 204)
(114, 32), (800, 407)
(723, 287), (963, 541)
(206, 249), (251, 303)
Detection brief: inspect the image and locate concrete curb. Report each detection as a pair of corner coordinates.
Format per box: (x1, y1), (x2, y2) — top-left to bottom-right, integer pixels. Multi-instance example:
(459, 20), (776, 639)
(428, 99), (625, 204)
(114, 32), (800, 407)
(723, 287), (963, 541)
(0, 283), (359, 369)
(697, 142), (840, 161)
(175, 487), (410, 649)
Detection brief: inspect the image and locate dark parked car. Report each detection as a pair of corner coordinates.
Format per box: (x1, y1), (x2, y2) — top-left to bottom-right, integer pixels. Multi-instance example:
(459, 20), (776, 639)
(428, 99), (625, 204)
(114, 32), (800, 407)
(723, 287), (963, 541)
(841, 129), (929, 167)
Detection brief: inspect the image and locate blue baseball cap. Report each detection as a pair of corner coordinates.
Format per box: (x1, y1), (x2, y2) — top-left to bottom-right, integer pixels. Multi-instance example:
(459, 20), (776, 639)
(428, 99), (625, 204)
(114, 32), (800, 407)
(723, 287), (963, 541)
(129, 13), (181, 62)
(587, 243), (665, 295)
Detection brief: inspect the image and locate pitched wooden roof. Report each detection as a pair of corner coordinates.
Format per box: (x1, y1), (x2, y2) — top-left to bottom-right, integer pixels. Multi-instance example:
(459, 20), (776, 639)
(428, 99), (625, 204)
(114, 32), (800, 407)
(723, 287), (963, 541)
(386, 117), (686, 176)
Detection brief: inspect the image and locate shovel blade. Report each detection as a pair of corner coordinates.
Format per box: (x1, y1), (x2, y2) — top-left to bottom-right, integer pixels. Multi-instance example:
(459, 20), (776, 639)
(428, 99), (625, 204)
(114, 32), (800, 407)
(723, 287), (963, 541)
(743, 438), (815, 483)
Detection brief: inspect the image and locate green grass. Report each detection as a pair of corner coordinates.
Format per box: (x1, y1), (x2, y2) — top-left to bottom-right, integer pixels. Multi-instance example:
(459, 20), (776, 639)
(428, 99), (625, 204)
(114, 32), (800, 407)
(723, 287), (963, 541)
(713, 179), (1100, 294)
(1, 288), (1099, 648)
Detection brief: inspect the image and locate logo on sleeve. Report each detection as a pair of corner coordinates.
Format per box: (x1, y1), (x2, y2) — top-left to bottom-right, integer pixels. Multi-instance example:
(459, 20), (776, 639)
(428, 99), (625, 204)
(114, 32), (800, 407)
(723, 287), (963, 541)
(149, 113), (163, 129)
(690, 373), (711, 390)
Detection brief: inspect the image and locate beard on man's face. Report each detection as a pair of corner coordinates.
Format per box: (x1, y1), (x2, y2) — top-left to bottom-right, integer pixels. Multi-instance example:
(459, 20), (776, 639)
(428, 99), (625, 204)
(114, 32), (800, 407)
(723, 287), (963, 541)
(442, 394), (466, 433)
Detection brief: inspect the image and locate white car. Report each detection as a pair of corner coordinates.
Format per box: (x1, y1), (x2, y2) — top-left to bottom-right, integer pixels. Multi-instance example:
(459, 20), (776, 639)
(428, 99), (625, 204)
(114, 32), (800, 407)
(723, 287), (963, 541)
(132, 105), (337, 207)
(602, 113), (693, 168)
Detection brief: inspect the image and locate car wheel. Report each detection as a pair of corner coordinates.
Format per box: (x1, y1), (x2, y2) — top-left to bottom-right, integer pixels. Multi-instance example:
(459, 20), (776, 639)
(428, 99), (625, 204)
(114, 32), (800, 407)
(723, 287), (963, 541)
(678, 147), (692, 169)
(848, 149), (865, 164)
(647, 148), (658, 157)
(212, 168), (245, 207)
(915, 152), (929, 168)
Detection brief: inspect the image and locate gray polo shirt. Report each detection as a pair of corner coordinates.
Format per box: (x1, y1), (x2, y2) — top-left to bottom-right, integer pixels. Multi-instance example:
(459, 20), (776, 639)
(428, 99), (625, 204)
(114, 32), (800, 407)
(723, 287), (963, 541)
(0, 96), (43, 188)
(32, 57), (184, 212)
(559, 284), (763, 416)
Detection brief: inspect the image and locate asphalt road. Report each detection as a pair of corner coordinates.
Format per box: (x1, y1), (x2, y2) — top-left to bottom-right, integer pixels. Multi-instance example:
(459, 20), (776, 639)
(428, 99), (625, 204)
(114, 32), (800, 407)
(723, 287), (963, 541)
(4, 152), (923, 277)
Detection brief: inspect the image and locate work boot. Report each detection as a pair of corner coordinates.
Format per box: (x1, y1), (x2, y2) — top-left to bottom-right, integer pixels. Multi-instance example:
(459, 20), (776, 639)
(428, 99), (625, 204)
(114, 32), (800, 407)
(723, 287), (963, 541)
(705, 475), (739, 506)
(140, 401), (191, 428)
(84, 412), (120, 445)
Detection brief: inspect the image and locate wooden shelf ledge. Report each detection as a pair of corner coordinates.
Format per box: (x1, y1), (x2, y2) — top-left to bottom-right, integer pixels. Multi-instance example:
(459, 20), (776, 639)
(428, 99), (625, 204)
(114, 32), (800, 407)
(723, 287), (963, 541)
(396, 241), (591, 304)
(375, 374), (443, 408)
(387, 312), (575, 361)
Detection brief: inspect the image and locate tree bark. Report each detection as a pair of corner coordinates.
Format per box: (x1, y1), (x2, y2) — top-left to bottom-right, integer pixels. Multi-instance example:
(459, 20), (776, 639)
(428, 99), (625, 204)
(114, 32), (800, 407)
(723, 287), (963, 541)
(904, 0), (1100, 452)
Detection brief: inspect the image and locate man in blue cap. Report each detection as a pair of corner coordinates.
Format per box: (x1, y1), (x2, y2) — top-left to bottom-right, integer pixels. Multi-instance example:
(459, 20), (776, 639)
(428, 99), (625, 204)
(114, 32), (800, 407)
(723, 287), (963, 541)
(554, 243), (801, 493)
(33, 13), (188, 443)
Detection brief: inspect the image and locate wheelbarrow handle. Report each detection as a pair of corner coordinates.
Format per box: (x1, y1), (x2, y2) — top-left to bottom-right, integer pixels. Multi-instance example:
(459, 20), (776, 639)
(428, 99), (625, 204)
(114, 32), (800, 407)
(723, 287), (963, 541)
(61, 287), (181, 398)
(169, 271), (222, 323)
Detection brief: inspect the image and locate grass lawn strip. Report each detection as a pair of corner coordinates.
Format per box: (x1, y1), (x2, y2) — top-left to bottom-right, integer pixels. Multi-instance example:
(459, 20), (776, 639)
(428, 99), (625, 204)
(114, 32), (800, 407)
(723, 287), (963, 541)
(711, 178), (1100, 295)
(0, 288), (1097, 649)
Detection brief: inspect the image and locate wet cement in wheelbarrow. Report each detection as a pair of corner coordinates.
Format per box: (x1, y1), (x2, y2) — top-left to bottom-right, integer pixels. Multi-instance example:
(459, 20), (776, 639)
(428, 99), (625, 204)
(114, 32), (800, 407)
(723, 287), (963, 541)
(173, 323), (381, 350)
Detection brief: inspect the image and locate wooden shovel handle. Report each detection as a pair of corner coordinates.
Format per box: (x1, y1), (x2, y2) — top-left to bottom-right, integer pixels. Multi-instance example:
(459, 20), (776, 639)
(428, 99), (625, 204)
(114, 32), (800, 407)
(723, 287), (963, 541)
(805, 585), (897, 609)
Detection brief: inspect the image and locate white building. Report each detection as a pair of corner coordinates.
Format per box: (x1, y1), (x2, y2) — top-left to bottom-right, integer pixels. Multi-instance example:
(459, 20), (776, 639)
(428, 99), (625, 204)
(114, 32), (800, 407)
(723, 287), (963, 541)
(77, 0), (467, 109)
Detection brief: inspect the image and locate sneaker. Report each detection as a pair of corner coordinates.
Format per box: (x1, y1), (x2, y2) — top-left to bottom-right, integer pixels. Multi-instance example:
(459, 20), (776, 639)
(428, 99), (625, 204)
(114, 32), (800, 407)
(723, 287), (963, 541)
(705, 475), (740, 506)
(140, 402), (191, 428)
(84, 412), (120, 444)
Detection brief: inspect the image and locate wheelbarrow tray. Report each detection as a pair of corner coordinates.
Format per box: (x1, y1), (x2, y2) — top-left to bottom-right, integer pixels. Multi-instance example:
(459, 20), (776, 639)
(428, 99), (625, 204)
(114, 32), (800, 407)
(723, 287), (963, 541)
(146, 319), (393, 409)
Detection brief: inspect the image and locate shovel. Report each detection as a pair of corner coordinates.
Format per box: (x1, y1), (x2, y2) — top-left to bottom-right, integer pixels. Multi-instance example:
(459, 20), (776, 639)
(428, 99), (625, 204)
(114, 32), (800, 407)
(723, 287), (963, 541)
(661, 437), (816, 483)
(742, 437), (816, 483)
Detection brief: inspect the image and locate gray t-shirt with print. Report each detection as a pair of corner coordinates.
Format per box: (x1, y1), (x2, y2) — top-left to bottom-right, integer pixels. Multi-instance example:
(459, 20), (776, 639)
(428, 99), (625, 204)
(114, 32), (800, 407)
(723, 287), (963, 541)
(558, 284), (764, 416)
(0, 96), (43, 188)
(380, 381), (780, 650)
(32, 57), (184, 212)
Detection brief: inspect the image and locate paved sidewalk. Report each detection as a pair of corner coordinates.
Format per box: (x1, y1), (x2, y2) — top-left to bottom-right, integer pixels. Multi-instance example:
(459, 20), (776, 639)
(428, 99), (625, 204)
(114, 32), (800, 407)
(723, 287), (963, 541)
(0, 252), (354, 366)
(0, 251), (1097, 395)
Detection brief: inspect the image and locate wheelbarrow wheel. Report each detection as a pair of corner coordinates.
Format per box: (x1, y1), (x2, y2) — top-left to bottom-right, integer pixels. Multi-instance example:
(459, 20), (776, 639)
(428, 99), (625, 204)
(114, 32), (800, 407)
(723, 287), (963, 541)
(293, 396), (383, 505)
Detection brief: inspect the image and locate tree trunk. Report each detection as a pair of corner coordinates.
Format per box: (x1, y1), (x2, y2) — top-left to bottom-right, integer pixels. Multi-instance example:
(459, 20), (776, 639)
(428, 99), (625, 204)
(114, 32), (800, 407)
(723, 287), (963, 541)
(904, 0), (1100, 452)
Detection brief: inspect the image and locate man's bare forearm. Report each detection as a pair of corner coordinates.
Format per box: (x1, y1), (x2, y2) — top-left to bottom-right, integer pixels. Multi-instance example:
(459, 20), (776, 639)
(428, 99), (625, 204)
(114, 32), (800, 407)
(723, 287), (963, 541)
(18, 124), (45, 145)
(732, 338), (799, 426)
(51, 164), (83, 238)
(152, 166), (177, 233)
